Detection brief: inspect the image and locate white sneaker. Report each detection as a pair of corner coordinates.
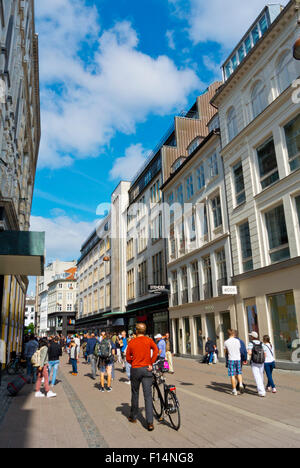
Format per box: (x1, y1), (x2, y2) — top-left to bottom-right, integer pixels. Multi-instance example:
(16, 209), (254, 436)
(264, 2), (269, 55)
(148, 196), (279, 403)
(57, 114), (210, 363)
(124, 380), (131, 385)
(35, 391), (45, 398)
(232, 389), (238, 396)
(272, 388), (277, 394)
(47, 391), (57, 399)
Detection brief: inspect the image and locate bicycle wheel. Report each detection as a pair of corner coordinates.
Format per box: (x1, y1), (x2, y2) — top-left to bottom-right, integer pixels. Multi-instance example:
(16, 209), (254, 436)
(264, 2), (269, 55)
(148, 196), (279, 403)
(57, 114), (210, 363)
(166, 390), (181, 431)
(152, 384), (163, 419)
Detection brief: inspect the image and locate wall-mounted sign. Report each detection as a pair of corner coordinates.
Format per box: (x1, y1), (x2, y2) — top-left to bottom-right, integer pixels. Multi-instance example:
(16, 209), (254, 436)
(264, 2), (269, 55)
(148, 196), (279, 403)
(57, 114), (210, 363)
(222, 286), (238, 295)
(148, 285), (170, 294)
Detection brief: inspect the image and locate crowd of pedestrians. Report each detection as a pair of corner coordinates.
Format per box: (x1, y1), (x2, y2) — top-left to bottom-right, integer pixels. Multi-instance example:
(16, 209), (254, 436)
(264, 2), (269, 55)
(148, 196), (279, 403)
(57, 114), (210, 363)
(22, 325), (277, 431)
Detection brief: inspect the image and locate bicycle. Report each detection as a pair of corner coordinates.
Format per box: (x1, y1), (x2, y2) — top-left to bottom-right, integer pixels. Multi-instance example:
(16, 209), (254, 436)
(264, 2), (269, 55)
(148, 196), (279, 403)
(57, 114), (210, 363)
(6, 355), (26, 376)
(152, 361), (181, 431)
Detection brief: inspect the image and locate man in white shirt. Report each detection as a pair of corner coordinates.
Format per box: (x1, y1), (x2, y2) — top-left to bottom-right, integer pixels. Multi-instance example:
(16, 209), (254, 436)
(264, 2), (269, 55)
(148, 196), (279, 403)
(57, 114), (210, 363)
(224, 329), (245, 396)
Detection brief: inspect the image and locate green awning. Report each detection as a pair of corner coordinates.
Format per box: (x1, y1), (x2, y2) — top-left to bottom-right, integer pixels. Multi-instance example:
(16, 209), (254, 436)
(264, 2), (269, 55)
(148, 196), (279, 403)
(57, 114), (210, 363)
(102, 311), (126, 318)
(0, 231), (45, 276)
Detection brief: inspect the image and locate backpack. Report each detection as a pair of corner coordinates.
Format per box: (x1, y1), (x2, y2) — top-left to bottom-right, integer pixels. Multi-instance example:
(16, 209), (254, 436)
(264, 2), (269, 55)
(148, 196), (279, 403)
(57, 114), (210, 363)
(98, 339), (112, 360)
(251, 342), (265, 365)
(31, 349), (41, 368)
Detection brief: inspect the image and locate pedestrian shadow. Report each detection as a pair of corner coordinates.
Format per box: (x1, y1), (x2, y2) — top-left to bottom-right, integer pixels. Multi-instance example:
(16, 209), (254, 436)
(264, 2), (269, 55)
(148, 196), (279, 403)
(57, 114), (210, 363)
(178, 382), (194, 386)
(119, 377), (129, 383)
(84, 373), (97, 380)
(116, 403), (148, 429)
(206, 382), (258, 396)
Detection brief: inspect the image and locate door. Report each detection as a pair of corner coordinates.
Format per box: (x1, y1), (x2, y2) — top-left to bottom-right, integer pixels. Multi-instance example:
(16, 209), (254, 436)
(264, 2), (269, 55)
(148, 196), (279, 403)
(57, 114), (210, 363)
(206, 313), (216, 344)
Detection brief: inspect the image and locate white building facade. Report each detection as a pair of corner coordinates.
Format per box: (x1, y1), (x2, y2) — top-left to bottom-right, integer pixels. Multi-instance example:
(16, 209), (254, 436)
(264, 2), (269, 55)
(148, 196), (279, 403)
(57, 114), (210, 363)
(212, 0), (300, 367)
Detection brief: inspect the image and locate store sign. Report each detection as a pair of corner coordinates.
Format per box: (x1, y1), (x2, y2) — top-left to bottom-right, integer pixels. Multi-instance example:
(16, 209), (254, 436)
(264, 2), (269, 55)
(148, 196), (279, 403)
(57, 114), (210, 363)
(148, 285), (170, 294)
(222, 286), (238, 295)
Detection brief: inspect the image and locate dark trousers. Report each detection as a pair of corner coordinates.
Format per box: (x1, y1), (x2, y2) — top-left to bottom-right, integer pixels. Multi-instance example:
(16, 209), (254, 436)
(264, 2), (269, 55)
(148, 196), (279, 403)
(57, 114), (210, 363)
(26, 358), (37, 383)
(130, 367), (153, 424)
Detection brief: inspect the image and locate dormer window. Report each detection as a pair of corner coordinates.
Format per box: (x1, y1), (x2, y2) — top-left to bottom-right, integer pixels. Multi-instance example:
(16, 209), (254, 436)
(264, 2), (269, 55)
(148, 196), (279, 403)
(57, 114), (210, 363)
(171, 156), (186, 174)
(188, 137), (201, 156)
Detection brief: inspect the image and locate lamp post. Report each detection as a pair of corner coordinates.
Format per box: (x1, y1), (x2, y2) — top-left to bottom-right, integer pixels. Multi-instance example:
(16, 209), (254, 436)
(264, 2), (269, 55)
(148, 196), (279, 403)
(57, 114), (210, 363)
(293, 0), (300, 60)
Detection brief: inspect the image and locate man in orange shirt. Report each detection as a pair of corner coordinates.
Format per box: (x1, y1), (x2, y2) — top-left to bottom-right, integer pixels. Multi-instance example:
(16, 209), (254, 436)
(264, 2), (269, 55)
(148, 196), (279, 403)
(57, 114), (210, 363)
(126, 323), (158, 431)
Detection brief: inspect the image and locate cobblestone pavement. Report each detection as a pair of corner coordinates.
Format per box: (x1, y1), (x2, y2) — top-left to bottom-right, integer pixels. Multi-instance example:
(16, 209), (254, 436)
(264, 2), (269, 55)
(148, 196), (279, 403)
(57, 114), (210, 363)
(1, 355), (300, 448)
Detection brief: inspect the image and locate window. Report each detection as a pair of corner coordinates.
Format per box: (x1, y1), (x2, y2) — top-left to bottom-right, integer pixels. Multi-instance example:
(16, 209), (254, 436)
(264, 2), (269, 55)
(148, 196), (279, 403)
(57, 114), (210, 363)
(216, 249), (227, 295)
(203, 256), (213, 299)
(94, 291), (98, 312)
(191, 262), (199, 302)
(106, 284), (111, 308)
(244, 35), (252, 54)
(251, 81), (267, 119)
(257, 138), (279, 189)
(100, 287), (104, 309)
(186, 175), (194, 200)
(259, 14), (268, 34)
(245, 299), (259, 335)
(277, 51), (294, 95)
(151, 213), (162, 242)
(181, 266), (188, 304)
(152, 252), (163, 285)
(233, 161), (246, 205)
(171, 271), (178, 306)
(265, 205), (290, 263)
(66, 304), (72, 312)
(269, 291), (298, 361)
(150, 180), (161, 204)
(127, 238), (134, 262)
(238, 44), (246, 63)
(211, 195), (222, 228)
(284, 114), (300, 172)
(196, 164), (205, 190)
(127, 269), (135, 300)
(208, 153), (218, 179)
(138, 261), (147, 296)
(239, 222), (253, 272)
(138, 227), (147, 253)
(296, 196), (300, 226)
(227, 107), (238, 142)
(188, 137), (201, 155)
(188, 210), (196, 242)
(176, 184), (184, 205)
(251, 24), (260, 45)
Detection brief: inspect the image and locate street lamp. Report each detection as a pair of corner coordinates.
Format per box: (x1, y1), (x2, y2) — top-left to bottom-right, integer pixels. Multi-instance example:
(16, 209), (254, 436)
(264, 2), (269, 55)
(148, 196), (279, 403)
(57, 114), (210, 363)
(293, 0), (300, 60)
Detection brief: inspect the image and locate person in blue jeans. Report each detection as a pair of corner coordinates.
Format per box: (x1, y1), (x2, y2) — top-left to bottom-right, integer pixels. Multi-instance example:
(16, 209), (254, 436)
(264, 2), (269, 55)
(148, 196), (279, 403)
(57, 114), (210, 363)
(205, 338), (216, 365)
(24, 335), (39, 384)
(263, 335), (277, 394)
(48, 336), (62, 387)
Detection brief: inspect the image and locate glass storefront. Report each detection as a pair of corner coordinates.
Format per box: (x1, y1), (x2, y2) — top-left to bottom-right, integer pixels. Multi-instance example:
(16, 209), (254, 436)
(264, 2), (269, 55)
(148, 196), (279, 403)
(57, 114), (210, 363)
(245, 299), (259, 334)
(195, 316), (203, 355)
(269, 291), (299, 361)
(153, 311), (169, 337)
(206, 313), (217, 344)
(221, 312), (231, 342)
(184, 318), (191, 354)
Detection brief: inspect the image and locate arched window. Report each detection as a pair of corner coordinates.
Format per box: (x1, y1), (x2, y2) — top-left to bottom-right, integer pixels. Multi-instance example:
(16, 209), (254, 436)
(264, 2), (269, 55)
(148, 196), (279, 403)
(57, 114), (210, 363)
(251, 81), (268, 119)
(276, 51), (294, 95)
(227, 107), (238, 142)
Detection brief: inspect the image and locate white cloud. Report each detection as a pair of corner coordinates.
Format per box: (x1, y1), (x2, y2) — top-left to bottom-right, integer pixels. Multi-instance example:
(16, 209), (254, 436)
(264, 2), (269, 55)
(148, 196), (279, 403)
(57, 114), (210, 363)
(109, 143), (150, 181)
(168, 0), (289, 47)
(35, 1), (201, 169)
(166, 30), (176, 50)
(30, 214), (96, 262)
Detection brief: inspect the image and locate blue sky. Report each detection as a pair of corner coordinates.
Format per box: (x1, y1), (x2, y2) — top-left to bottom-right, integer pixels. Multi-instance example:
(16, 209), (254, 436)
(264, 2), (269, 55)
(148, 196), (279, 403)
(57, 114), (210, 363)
(29, 0), (289, 269)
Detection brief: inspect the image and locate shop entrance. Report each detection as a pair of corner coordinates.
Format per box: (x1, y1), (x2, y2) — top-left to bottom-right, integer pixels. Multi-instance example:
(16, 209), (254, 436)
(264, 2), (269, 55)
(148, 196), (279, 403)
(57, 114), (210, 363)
(206, 313), (216, 344)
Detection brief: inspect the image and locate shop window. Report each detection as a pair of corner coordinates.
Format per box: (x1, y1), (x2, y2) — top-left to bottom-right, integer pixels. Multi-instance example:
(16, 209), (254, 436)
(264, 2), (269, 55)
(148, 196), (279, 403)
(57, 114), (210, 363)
(284, 114), (300, 172)
(245, 299), (259, 335)
(265, 205), (290, 263)
(257, 138), (279, 189)
(269, 291), (298, 361)
(184, 318), (191, 355)
(195, 317), (203, 355)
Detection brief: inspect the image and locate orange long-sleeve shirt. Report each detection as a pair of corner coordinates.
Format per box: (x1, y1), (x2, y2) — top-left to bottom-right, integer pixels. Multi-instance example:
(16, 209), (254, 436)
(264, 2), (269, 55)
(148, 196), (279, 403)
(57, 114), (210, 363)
(126, 336), (159, 368)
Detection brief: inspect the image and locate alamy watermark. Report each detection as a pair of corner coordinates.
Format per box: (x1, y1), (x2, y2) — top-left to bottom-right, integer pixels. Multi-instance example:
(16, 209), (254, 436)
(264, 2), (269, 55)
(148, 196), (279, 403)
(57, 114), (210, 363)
(292, 339), (300, 364)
